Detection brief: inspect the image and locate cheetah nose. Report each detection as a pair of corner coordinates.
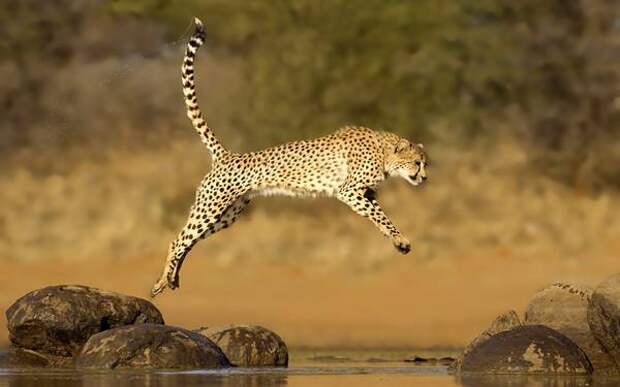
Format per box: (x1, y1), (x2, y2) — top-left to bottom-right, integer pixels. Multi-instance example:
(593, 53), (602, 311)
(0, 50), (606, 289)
(421, 176), (427, 181)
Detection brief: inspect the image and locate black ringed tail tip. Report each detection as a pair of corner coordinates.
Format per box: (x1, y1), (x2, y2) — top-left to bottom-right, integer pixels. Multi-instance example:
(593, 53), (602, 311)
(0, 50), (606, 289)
(194, 17), (205, 35)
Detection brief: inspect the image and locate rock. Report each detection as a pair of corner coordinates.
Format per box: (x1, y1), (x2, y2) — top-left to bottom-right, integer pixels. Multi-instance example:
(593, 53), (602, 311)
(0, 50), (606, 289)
(588, 273), (620, 374)
(404, 355), (432, 363)
(459, 374), (588, 387)
(525, 282), (616, 375)
(460, 325), (592, 375)
(438, 357), (456, 366)
(455, 310), (522, 371)
(75, 324), (231, 369)
(6, 285), (164, 357)
(195, 325), (288, 367)
(0, 347), (72, 368)
(404, 356), (456, 366)
(461, 374), (620, 387)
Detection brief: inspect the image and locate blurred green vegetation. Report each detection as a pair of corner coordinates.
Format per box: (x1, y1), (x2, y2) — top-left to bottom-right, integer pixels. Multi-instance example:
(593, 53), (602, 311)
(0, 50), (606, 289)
(1, 0), (619, 190)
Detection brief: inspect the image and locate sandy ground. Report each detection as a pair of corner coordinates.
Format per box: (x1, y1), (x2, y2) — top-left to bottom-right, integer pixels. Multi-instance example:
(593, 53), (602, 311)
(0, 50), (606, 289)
(1, 252), (616, 349)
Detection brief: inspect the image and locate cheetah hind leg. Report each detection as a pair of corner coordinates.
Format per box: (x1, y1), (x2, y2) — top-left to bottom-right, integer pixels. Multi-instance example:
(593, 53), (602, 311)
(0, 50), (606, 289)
(151, 242), (178, 297)
(167, 196), (250, 289)
(151, 196), (250, 297)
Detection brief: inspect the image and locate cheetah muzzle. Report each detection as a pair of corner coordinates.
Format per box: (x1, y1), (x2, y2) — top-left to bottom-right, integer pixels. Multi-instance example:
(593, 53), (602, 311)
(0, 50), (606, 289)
(151, 17), (430, 297)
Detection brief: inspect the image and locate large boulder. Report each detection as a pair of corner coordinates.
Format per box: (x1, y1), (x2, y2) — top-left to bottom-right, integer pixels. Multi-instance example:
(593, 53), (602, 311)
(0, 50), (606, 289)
(75, 324), (231, 369)
(588, 273), (620, 374)
(6, 285), (164, 357)
(455, 310), (521, 372)
(460, 325), (592, 375)
(195, 325), (288, 367)
(524, 282), (616, 375)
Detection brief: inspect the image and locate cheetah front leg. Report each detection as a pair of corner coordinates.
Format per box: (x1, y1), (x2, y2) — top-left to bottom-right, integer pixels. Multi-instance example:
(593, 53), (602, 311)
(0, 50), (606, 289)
(337, 187), (411, 254)
(151, 194), (250, 297)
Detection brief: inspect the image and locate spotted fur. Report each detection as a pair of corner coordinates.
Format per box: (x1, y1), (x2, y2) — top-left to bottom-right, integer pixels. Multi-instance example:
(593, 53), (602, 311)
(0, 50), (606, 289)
(151, 18), (429, 297)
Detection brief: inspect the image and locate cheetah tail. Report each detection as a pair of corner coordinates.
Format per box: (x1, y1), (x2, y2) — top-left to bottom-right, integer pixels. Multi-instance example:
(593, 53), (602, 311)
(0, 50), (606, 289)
(181, 17), (228, 161)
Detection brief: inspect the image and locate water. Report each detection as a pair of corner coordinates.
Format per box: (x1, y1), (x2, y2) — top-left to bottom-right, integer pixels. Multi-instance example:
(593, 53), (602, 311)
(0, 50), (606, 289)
(0, 349), (617, 387)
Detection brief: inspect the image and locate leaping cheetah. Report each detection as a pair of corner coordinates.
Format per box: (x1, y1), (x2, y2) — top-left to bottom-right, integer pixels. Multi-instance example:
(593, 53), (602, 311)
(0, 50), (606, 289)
(151, 18), (429, 297)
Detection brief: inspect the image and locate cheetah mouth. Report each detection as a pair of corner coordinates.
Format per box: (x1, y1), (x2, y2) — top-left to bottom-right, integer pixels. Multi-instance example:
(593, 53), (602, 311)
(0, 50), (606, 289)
(409, 174), (426, 186)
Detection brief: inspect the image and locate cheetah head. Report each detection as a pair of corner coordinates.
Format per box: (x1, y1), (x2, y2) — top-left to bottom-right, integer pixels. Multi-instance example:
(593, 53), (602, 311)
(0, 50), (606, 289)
(387, 139), (428, 186)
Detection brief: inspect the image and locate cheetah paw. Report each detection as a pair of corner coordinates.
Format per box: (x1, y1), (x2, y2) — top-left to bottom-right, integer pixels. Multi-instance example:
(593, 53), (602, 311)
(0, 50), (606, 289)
(150, 278), (169, 298)
(393, 237), (411, 254)
(151, 275), (178, 298)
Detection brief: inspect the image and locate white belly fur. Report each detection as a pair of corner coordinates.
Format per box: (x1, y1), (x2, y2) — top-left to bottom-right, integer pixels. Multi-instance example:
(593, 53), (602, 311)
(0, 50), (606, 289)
(250, 186), (338, 199)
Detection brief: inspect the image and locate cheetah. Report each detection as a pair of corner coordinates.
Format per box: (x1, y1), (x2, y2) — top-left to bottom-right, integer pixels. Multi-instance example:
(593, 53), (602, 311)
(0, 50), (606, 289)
(151, 18), (429, 297)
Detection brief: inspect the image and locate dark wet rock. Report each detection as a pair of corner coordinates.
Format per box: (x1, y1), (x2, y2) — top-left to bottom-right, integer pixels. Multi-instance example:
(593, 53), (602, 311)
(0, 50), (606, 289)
(455, 310), (522, 371)
(460, 374), (615, 387)
(525, 282), (616, 376)
(439, 357), (456, 366)
(0, 348), (46, 368)
(6, 285), (164, 357)
(404, 356), (456, 366)
(588, 273), (620, 374)
(195, 325), (288, 367)
(460, 325), (592, 375)
(0, 346), (73, 368)
(0, 347), (72, 368)
(75, 324), (231, 369)
(405, 355), (432, 363)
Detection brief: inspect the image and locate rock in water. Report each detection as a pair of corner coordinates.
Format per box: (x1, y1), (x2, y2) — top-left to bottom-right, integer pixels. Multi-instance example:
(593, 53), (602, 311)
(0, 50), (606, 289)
(588, 273), (620, 374)
(525, 282), (616, 375)
(195, 325), (288, 367)
(455, 310), (521, 371)
(463, 310), (522, 356)
(460, 325), (592, 375)
(0, 347), (71, 368)
(6, 285), (164, 357)
(75, 324), (231, 369)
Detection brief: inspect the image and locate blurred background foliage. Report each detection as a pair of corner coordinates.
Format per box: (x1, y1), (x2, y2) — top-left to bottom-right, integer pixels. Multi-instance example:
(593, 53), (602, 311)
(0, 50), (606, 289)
(1, 0), (620, 264)
(2, 0), (618, 188)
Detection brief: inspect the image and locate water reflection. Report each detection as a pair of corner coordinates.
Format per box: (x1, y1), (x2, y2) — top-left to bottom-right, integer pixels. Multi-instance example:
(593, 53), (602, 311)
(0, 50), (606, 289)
(460, 374), (620, 387)
(0, 371), (288, 387)
(2, 367), (620, 387)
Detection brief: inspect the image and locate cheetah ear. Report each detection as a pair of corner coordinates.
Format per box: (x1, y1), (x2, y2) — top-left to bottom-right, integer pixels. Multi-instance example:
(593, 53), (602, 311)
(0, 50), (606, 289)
(417, 143), (424, 149)
(395, 139), (410, 153)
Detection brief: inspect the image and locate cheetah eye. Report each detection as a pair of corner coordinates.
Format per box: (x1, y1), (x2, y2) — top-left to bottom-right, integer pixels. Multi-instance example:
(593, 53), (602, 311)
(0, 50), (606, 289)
(415, 161), (421, 166)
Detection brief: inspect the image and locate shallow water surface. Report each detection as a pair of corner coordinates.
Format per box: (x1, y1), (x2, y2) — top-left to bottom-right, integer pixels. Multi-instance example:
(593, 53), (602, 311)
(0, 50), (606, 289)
(0, 349), (617, 387)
